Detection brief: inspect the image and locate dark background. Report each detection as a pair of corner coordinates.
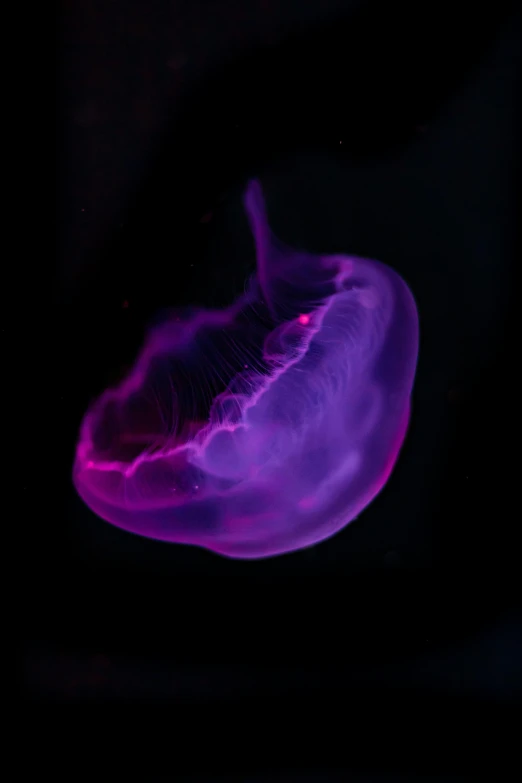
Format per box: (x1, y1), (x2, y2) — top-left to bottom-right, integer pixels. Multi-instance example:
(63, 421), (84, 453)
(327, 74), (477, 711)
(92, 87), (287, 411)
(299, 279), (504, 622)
(28, 0), (522, 779)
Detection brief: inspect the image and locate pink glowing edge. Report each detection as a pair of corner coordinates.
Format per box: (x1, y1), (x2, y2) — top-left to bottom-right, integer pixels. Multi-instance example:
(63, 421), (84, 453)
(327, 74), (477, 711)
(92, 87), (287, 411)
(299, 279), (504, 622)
(73, 180), (419, 559)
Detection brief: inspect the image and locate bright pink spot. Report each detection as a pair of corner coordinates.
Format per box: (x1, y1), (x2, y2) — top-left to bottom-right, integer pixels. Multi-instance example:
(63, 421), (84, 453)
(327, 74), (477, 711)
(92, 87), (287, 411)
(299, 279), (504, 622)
(73, 180), (419, 559)
(298, 495), (317, 510)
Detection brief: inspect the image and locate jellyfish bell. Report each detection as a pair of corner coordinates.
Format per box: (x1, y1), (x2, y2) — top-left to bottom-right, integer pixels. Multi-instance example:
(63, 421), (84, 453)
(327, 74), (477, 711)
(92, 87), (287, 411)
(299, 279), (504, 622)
(73, 180), (419, 559)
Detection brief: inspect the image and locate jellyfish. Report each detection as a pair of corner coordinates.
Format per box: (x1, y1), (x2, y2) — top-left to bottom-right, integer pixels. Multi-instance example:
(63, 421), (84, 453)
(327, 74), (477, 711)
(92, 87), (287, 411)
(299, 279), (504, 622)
(73, 180), (419, 559)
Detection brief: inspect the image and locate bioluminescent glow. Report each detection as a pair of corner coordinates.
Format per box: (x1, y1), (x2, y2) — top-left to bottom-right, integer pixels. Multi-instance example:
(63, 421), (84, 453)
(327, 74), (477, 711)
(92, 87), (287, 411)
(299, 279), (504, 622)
(73, 180), (419, 558)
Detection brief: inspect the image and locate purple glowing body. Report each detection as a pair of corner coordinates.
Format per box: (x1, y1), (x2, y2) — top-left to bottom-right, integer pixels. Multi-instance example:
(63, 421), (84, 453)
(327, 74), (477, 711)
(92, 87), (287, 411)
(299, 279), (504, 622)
(73, 180), (419, 559)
